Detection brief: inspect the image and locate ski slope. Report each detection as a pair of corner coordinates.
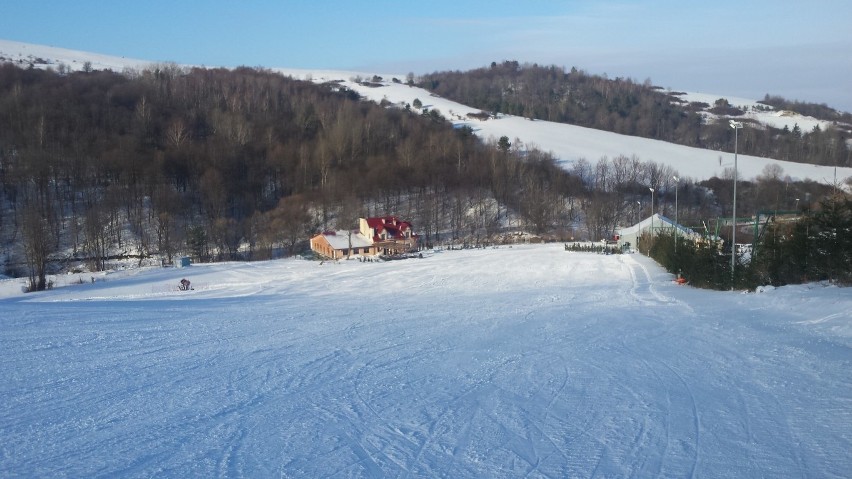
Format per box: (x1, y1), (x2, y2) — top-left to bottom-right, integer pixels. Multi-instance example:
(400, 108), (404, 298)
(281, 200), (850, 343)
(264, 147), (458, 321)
(2, 245), (850, 477)
(279, 69), (852, 185)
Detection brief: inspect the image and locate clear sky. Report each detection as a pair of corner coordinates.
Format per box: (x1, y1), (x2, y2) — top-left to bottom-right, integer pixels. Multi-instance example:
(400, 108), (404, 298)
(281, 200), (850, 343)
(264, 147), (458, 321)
(3, 0), (851, 111)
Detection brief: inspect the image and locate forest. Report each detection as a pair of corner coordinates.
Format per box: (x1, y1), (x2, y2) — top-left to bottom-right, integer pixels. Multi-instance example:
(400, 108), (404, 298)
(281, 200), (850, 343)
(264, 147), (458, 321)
(0, 63), (587, 289)
(0, 62), (847, 291)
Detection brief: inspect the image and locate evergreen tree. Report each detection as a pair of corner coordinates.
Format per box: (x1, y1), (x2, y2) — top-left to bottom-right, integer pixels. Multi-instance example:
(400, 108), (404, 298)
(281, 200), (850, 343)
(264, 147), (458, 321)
(497, 136), (511, 152)
(810, 196), (852, 283)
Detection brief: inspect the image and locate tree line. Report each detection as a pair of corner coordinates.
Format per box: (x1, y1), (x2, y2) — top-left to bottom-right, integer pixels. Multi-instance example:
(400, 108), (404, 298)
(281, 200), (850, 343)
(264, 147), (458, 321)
(0, 63), (585, 289)
(0, 62), (846, 291)
(418, 61), (851, 167)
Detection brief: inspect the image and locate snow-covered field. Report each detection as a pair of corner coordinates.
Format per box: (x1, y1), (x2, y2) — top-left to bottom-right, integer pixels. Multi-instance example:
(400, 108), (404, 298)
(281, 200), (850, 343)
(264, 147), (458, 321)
(2, 244), (849, 477)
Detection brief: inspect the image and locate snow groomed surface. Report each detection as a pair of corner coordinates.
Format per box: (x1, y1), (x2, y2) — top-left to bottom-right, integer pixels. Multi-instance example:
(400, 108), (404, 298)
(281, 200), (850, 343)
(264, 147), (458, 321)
(1, 244), (850, 477)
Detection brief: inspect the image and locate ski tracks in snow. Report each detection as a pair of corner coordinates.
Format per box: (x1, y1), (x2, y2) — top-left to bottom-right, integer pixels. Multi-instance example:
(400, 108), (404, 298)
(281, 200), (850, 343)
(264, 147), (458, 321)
(619, 255), (697, 320)
(4, 245), (849, 477)
(620, 254), (673, 306)
(612, 344), (701, 478)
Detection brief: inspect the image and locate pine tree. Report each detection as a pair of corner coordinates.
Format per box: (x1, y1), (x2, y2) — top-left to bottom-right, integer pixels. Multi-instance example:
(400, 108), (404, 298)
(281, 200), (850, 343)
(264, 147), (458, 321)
(810, 196), (852, 283)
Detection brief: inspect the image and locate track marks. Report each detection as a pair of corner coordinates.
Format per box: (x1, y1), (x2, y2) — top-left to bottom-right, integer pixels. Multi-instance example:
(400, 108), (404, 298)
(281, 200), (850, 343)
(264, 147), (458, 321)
(621, 255), (672, 306)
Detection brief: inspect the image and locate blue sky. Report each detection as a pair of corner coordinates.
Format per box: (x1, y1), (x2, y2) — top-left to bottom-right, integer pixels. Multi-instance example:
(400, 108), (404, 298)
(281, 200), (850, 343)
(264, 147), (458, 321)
(3, 0), (851, 111)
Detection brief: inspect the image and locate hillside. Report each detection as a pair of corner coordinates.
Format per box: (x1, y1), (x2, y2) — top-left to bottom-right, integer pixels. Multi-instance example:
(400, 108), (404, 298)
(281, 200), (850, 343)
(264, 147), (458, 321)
(1, 39), (849, 291)
(2, 38), (850, 184)
(1, 37), (850, 478)
(319, 74), (852, 183)
(418, 62), (852, 169)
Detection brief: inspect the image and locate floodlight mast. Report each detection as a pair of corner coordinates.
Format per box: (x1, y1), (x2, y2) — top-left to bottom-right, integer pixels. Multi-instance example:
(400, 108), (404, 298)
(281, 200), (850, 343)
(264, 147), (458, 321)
(636, 201), (642, 252)
(729, 120), (743, 289)
(672, 176), (679, 253)
(648, 187), (655, 255)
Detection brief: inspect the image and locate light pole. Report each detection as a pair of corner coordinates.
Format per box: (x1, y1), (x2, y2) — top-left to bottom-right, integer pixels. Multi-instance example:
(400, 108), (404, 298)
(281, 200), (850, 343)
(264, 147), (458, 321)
(729, 120), (743, 289)
(636, 201), (641, 253)
(649, 187), (655, 255)
(672, 176), (679, 253)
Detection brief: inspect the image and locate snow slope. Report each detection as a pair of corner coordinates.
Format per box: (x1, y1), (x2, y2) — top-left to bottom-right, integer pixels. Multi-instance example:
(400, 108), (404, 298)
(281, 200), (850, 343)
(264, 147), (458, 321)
(2, 245), (850, 477)
(2, 38), (849, 185)
(0, 38), (153, 73)
(290, 72), (852, 184)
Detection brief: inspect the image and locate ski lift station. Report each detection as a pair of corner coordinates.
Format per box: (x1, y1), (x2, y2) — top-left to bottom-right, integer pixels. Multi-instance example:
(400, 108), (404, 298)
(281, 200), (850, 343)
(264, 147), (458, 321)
(616, 214), (705, 253)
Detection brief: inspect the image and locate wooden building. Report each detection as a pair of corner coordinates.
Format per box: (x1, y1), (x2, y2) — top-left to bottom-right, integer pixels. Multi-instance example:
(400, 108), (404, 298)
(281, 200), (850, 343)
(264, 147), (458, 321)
(310, 216), (418, 259)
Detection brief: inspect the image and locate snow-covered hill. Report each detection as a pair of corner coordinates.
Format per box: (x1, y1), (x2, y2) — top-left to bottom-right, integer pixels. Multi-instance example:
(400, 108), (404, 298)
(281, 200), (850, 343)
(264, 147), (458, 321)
(308, 72), (852, 183)
(1, 244), (849, 477)
(1, 38), (850, 185)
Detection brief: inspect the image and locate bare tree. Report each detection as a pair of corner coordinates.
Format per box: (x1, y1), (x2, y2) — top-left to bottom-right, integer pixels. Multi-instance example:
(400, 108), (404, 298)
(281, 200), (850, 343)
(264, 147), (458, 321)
(21, 206), (53, 291)
(271, 195), (313, 256)
(83, 204), (109, 271)
(165, 118), (190, 148)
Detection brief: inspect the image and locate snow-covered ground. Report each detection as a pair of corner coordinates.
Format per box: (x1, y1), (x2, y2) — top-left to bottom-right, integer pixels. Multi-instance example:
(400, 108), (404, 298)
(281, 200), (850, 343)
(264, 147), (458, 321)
(2, 38), (849, 185)
(2, 244), (849, 477)
(673, 91), (834, 133)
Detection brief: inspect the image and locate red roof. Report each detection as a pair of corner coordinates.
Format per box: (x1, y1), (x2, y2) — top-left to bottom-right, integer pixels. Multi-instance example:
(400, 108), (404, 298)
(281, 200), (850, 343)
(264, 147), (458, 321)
(365, 216), (413, 241)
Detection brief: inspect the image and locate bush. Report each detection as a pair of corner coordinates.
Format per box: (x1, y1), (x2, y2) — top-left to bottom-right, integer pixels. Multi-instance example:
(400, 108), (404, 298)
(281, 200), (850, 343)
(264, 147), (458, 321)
(750, 196), (852, 286)
(648, 232), (734, 290)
